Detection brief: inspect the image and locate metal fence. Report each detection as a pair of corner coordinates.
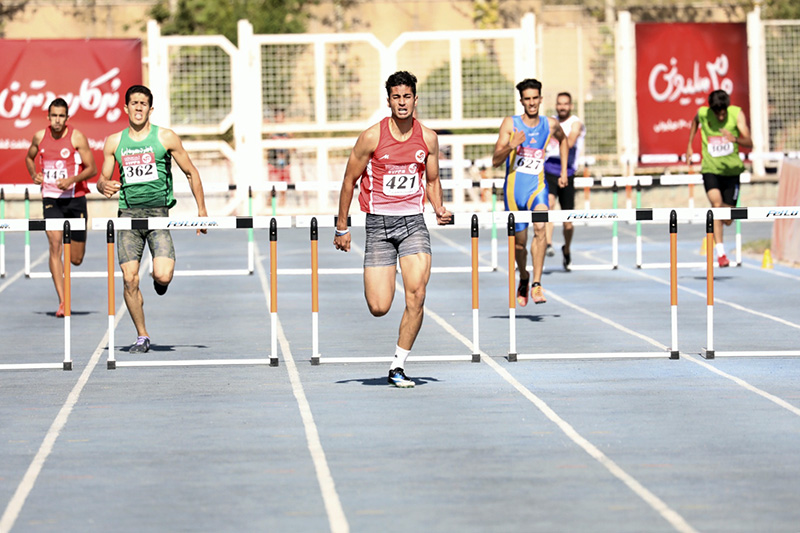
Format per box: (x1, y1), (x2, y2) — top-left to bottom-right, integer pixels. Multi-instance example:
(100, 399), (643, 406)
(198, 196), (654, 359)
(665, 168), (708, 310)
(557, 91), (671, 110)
(145, 14), (797, 215)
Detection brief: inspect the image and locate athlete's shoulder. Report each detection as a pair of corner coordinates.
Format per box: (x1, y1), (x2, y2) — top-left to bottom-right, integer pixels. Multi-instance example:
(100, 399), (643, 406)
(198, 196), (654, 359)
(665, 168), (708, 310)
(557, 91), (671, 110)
(104, 130), (124, 152)
(30, 128), (46, 145)
(70, 127), (90, 147)
(358, 121), (382, 147)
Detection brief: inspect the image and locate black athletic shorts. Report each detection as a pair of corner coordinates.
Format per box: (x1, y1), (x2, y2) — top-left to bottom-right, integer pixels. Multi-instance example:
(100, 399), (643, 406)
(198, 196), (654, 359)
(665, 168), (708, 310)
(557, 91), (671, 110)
(42, 196), (87, 242)
(702, 173), (740, 206)
(544, 172), (576, 211)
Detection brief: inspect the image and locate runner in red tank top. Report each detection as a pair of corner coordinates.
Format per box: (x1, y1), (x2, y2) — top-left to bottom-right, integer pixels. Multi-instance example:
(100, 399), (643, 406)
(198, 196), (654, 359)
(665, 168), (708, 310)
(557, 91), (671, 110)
(334, 71), (452, 388)
(25, 98), (98, 317)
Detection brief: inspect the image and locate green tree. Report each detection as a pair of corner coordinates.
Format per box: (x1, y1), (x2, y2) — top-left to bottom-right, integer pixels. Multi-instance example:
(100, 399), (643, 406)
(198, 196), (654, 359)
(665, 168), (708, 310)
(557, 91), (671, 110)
(150, 0), (310, 44)
(0, 0), (29, 37)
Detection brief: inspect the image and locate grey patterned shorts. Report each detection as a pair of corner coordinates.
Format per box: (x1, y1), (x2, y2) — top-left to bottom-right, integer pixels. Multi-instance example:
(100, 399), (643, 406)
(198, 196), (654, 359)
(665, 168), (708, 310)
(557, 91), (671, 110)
(364, 213), (431, 267)
(117, 207), (176, 264)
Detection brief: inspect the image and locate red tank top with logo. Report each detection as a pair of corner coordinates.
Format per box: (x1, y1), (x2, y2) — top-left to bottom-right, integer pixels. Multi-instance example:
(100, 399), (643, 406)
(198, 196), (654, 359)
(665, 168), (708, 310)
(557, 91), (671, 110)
(37, 127), (88, 199)
(358, 117), (428, 215)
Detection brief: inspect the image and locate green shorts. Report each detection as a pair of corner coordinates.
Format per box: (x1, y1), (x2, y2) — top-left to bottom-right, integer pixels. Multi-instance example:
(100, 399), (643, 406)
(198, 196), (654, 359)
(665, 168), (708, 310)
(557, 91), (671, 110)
(117, 207), (176, 264)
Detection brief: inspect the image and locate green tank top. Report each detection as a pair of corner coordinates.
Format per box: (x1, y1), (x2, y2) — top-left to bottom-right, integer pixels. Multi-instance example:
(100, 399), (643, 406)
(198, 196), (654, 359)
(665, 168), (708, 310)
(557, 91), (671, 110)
(698, 105), (745, 176)
(116, 125), (176, 209)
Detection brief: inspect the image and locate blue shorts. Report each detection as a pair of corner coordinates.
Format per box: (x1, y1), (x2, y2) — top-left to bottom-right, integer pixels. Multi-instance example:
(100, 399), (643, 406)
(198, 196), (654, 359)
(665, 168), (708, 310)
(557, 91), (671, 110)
(504, 173), (549, 233)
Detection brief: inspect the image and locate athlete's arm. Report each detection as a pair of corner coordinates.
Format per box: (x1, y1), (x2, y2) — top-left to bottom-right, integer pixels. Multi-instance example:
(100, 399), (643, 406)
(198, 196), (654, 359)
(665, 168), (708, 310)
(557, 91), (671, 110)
(334, 125), (378, 252)
(686, 113), (700, 167)
(566, 119), (583, 149)
(492, 116), (525, 168)
(96, 132), (121, 198)
(422, 127), (452, 225)
(25, 130), (45, 185)
(162, 127), (207, 234)
(550, 117), (569, 187)
(57, 129), (97, 191)
(733, 111), (753, 149)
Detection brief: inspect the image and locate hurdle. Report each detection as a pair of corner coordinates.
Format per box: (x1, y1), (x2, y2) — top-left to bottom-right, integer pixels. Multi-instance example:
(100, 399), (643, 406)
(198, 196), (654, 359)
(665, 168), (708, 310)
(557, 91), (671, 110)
(507, 210), (680, 361)
(0, 219), (80, 371)
(0, 188), (5, 277)
(701, 206), (800, 359)
(99, 216), (284, 369)
(309, 215), (482, 365)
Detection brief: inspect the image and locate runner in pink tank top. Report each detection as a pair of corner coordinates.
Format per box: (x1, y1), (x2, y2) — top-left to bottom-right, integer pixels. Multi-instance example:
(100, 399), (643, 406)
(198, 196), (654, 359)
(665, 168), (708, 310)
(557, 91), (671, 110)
(25, 98), (97, 317)
(358, 116), (428, 215)
(334, 71), (452, 388)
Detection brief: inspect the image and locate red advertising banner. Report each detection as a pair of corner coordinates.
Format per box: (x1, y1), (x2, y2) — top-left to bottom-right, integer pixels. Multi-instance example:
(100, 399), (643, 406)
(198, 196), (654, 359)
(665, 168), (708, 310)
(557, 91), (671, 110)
(0, 39), (142, 184)
(635, 23), (749, 162)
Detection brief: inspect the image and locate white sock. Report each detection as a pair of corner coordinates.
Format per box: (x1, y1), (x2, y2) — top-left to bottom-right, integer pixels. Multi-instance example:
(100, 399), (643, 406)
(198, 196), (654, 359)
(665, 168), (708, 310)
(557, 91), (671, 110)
(716, 243), (726, 257)
(390, 345), (410, 370)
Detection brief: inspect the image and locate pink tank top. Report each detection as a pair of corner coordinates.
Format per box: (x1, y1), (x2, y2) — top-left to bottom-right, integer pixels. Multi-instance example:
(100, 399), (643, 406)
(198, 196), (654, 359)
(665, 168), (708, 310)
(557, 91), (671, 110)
(37, 127), (88, 199)
(358, 117), (428, 215)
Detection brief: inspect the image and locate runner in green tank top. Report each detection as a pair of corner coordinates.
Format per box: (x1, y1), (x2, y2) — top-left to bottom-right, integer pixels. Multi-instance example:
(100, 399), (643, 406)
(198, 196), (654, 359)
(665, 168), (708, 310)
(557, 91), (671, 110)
(686, 90), (752, 268)
(97, 85), (207, 354)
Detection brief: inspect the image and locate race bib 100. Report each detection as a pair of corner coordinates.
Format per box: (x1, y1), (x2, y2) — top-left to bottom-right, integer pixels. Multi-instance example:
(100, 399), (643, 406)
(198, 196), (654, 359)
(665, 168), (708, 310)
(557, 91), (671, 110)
(708, 136), (734, 158)
(122, 150), (158, 184)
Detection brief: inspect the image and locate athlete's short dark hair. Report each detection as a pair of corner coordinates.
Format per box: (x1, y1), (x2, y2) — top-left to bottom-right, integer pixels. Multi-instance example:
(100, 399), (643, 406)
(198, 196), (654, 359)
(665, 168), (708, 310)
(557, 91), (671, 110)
(708, 90), (730, 112)
(385, 71), (417, 97)
(126, 85), (153, 106)
(48, 98), (69, 114)
(516, 78), (543, 97)
(557, 92), (572, 103)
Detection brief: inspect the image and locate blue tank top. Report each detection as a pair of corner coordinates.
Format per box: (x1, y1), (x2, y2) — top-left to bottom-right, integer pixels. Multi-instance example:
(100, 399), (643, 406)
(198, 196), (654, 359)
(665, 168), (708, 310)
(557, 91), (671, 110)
(505, 115), (552, 183)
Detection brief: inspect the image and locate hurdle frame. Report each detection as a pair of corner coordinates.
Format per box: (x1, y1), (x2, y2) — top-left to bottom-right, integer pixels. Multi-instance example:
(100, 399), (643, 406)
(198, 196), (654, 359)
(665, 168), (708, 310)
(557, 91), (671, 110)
(0, 219), (80, 371)
(701, 206), (800, 359)
(309, 214), (482, 365)
(99, 216), (283, 369)
(508, 210), (680, 361)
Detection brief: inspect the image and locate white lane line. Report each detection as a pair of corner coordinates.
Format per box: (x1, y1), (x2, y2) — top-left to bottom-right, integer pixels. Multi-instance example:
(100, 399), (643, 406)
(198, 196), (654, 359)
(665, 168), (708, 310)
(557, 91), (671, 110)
(628, 266), (800, 330)
(0, 252), (47, 295)
(255, 242), (349, 533)
(0, 299), (128, 533)
(424, 307), (698, 533)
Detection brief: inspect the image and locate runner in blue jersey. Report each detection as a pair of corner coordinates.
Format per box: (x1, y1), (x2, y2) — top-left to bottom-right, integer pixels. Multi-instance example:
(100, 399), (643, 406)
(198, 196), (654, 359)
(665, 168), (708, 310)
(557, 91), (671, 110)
(492, 79), (568, 305)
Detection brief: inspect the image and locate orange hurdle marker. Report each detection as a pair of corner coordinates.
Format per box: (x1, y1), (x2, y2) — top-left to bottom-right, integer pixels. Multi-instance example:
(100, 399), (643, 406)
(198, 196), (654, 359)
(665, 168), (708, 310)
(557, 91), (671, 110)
(106, 221), (117, 369)
(269, 218), (279, 366)
(668, 211), (679, 359)
(507, 213), (518, 361)
(310, 218), (320, 364)
(702, 210), (715, 359)
(62, 221), (73, 370)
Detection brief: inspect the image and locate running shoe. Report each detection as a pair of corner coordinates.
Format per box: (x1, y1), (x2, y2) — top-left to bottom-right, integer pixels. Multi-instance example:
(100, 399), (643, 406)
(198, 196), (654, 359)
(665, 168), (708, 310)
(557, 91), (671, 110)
(388, 367), (415, 388)
(154, 279), (169, 295)
(718, 254), (730, 268)
(562, 245), (571, 271)
(531, 283), (547, 304)
(517, 276), (530, 307)
(55, 302), (66, 318)
(130, 336), (151, 354)
(546, 244), (555, 257)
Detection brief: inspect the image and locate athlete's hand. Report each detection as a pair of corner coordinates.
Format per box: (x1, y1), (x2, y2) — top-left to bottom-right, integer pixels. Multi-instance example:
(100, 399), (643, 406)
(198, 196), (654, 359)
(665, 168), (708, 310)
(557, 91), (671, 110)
(97, 179), (120, 198)
(509, 128), (526, 150)
(197, 209), (208, 235)
(333, 232), (351, 252)
(435, 206), (453, 225)
(720, 128), (736, 143)
(31, 172), (43, 185)
(558, 174), (568, 188)
(685, 147), (693, 168)
(56, 177), (74, 191)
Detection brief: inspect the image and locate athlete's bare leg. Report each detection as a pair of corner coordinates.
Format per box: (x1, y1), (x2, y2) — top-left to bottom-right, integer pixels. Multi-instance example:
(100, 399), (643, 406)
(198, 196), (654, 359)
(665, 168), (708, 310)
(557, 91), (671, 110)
(121, 260), (148, 338)
(531, 204), (548, 284)
(152, 256), (175, 288)
(396, 252), (431, 350)
(363, 265), (397, 318)
(46, 230), (65, 306)
(515, 228), (529, 282)
(706, 188), (730, 246)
